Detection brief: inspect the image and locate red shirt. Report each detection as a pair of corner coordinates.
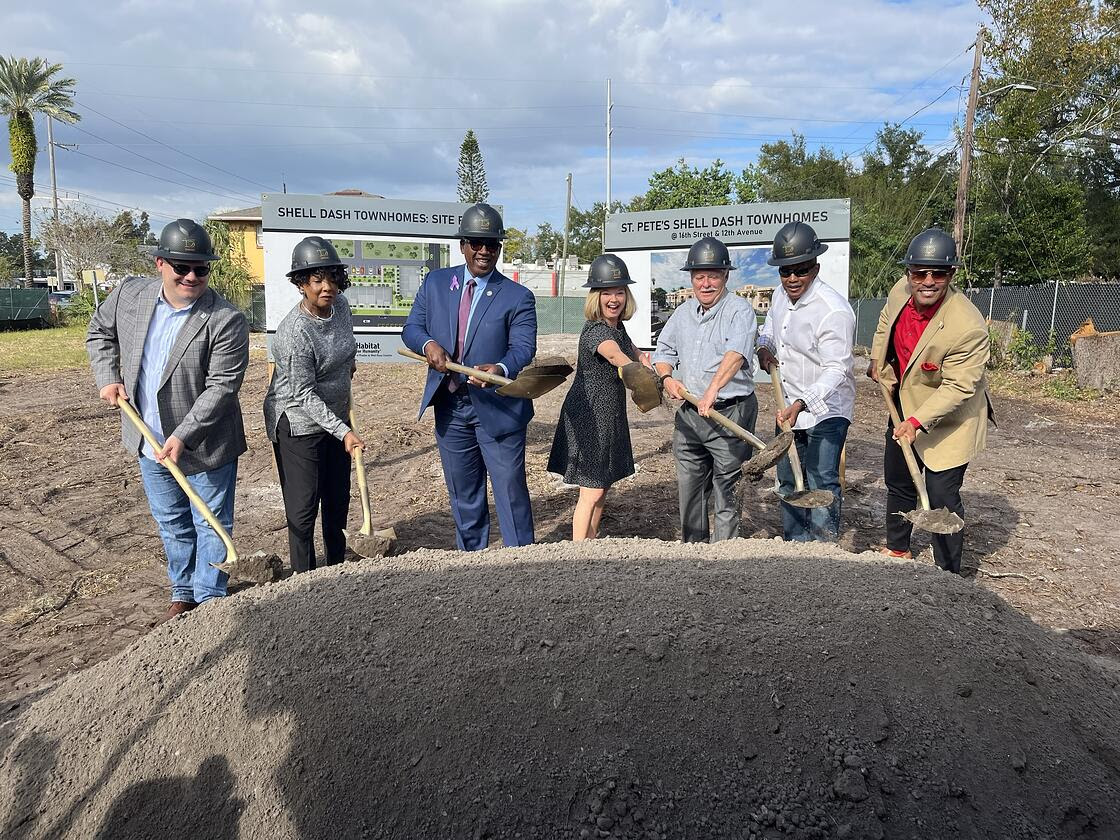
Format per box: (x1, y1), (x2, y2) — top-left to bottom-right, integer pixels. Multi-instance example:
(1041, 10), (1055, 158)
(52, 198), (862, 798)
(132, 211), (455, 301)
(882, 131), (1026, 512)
(890, 296), (944, 430)
(891, 296), (943, 379)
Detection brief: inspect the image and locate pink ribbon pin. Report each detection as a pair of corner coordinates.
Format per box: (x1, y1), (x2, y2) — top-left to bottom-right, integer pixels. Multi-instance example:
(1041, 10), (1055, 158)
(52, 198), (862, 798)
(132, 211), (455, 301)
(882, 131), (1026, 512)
(450, 274), (460, 291)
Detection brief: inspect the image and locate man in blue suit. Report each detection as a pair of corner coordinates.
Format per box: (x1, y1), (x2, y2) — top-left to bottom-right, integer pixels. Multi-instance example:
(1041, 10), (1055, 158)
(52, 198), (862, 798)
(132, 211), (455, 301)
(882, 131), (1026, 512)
(402, 203), (538, 549)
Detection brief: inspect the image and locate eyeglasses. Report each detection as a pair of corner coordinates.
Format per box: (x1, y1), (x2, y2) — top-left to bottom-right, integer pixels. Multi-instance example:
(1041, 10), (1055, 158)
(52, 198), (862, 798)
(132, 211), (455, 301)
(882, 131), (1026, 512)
(166, 260), (211, 278)
(908, 268), (952, 280)
(778, 263), (816, 278)
(466, 238), (500, 252)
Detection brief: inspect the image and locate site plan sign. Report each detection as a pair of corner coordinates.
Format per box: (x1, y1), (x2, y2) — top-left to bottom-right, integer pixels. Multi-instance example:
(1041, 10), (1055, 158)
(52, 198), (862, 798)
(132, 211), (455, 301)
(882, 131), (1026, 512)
(604, 199), (851, 349)
(261, 194), (491, 363)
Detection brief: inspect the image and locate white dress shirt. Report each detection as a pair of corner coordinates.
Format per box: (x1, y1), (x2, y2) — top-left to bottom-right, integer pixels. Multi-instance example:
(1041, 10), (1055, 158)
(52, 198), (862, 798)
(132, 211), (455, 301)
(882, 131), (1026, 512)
(756, 278), (856, 430)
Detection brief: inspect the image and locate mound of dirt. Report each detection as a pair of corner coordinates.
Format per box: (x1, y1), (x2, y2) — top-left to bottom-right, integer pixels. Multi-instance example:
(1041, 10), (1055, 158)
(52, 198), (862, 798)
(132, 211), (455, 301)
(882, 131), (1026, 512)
(2, 539), (1118, 840)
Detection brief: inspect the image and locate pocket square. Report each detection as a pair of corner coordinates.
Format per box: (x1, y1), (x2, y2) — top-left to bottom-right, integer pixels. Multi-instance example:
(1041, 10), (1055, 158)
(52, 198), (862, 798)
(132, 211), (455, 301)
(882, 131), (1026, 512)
(920, 362), (939, 372)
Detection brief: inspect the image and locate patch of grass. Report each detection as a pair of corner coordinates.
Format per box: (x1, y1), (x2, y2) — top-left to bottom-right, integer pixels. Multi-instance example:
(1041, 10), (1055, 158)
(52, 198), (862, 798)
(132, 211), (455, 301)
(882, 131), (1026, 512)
(0, 324), (89, 373)
(1039, 372), (1101, 402)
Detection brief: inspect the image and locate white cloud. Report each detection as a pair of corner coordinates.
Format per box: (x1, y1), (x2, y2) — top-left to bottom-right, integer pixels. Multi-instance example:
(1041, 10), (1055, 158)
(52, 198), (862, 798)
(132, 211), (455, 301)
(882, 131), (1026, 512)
(0, 0), (982, 234)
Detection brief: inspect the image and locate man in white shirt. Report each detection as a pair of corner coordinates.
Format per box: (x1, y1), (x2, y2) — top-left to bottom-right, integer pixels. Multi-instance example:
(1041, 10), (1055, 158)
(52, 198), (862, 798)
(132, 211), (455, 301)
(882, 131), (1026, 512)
(756, 221), (856, 542)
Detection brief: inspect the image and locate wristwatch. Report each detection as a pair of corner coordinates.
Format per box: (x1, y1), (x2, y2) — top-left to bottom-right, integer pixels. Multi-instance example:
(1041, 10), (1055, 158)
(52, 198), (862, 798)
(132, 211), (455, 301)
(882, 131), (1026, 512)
(658, 373), (672, 383)
(793, 399), (807, 411)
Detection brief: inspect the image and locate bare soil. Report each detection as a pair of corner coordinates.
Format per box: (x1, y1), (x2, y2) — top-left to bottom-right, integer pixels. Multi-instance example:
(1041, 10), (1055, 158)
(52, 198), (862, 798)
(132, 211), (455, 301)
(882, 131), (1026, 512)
(1, 336), (1118, 837)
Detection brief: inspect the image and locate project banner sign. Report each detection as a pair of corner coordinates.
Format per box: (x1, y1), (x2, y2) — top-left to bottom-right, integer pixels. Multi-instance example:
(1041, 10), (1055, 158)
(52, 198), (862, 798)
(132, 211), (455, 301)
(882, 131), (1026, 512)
(605, 198), (850, 251)
(262, 195), (495, 362)
(603, 199), (851, 350)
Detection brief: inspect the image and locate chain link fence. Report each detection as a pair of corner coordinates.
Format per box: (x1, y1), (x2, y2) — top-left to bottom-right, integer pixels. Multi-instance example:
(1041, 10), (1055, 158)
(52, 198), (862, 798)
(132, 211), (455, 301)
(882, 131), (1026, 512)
(535, 297), (588, 335)
(851, 282), (1120, 365)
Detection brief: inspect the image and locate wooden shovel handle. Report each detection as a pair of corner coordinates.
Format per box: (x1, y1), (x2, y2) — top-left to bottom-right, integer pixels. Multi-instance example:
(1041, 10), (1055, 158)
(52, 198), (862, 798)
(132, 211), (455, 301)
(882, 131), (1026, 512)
(768, 363), (807, 493)
(678, 387), (768, 451)
(877, 382), (933, 511)
(349, 408), (373, 536)
(397, 347), (512, 387)
(116, 397), (238, 565)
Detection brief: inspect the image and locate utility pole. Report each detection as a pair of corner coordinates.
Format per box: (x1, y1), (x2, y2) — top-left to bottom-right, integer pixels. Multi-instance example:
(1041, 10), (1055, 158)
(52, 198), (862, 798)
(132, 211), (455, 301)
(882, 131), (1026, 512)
(953, 27), (985, 252)
(559, 172), (573, 331)
(605, 78), (612, 244)
(47, 116), (65, 292)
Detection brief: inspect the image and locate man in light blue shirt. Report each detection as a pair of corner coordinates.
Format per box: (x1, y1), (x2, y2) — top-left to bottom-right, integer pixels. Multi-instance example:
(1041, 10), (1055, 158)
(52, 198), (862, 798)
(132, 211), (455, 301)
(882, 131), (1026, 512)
(653, 236), (758, 543)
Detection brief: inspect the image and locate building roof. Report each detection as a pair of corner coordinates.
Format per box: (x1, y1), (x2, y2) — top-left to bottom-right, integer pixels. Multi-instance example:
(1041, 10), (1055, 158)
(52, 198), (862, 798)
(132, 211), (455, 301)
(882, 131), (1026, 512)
(207, 190), (386, 223)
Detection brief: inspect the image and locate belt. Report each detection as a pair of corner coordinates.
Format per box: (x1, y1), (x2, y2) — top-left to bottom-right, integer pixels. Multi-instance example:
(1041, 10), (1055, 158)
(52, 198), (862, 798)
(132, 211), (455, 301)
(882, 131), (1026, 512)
(684, 394), (750, 411)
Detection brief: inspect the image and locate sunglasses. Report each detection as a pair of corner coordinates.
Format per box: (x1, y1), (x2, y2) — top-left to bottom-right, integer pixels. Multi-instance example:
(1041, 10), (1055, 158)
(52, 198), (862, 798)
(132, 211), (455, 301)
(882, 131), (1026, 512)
(908, 268), (952, 280)
(166, 260), (211, 278)
(778, 263), (816, 278)
(466, 238), (500, 251)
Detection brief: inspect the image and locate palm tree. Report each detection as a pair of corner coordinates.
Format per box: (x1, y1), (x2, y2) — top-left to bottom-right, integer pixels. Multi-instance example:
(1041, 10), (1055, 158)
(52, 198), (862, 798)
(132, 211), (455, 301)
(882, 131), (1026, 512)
(0, 57), (79, 287)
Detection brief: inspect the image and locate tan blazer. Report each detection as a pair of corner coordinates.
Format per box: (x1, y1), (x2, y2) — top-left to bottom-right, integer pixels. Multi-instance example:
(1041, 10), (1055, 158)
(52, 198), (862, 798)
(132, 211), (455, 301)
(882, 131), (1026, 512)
(870, 278), (994, 470)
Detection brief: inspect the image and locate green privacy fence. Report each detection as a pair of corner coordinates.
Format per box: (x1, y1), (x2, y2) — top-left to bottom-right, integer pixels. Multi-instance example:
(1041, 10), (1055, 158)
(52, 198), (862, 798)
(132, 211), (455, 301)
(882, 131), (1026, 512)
(535, 297), (589, 334)
(0, 288), (49, 326)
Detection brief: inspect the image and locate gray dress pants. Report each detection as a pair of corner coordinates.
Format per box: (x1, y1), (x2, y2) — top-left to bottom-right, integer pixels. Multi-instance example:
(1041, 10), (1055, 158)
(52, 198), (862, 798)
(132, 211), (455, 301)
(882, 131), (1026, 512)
(672, 394), (758, 542)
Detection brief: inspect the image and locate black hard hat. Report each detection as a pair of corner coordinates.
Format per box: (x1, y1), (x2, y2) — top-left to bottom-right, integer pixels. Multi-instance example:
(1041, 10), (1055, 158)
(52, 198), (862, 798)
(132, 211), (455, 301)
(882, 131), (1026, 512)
(768, 221), (828, 266)
(286, 236), (346, 277)
(457, 203), (505, 240)
(584, 254), (633, 288)
(153, 219), (218, 262)
(680, 236), (734, 272)
(899, 228), (961, 267)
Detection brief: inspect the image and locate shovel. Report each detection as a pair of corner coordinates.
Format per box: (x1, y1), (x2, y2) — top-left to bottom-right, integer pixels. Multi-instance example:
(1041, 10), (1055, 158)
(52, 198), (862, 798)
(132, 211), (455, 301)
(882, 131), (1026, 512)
(342, 408), (397, 559)
(397, 348), (572, 399)
(618, 362), (662, 412)
(676, 387), (793, 474)
(877, 382), (965, 535)
(769, 363), (835, 509)
(115, 397), (238, 567)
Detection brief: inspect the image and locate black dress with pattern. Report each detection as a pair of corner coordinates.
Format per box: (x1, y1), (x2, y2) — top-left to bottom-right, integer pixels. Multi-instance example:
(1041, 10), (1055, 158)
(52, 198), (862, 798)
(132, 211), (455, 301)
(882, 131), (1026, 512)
(547, 319), (638, 488)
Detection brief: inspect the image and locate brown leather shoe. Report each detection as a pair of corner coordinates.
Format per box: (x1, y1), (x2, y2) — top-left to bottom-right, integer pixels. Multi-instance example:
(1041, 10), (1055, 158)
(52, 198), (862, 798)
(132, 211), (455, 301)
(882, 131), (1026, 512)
(163, 600), (197, 622)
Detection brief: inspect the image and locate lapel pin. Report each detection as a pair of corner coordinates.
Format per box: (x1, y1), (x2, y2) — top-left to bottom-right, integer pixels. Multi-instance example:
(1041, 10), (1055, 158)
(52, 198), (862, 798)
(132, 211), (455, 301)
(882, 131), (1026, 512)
(486, 289), (493, 296)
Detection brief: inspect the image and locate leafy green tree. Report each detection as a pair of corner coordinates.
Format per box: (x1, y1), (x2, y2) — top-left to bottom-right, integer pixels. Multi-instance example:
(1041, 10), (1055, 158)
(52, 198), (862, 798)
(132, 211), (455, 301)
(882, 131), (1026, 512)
(456, 129), (489, 204)
(0, 56), (79, 286)
(502, 226), (529, 261)
(753, 134), (852, 202)
(204, 219), (253, 308)
(629, 158), (736, 211)
(0, 251), (13, 285)
(652, 287), (668, 309)
(532, 222), (562, 263)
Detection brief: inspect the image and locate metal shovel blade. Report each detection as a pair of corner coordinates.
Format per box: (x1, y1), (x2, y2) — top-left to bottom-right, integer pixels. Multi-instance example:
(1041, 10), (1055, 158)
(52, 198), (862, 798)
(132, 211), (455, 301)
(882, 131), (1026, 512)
(899, 508), (965, 535)
(782, 488), (836, 509)
(495, 373), (570, 399)
(742, 430), (795, 475)
(529, 355), (576, 377)
(619, 362), (662, 412)
(342, 526), (398, 559)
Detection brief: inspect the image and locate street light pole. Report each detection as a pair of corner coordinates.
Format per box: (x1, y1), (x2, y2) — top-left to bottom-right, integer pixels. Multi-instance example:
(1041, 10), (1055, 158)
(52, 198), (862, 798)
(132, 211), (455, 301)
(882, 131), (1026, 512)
(953, 28), (984, 251)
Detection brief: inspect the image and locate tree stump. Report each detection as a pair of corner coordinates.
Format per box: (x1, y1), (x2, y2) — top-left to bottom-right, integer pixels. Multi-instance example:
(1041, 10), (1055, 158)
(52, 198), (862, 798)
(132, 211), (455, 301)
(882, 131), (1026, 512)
(1070, 318), (1120, 391)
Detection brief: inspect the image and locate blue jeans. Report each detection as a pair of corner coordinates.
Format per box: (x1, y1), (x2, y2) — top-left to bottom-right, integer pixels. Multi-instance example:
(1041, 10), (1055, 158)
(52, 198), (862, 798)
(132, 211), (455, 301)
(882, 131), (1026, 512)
(775, 417), (849, 542)
(138, 457), (238, 603)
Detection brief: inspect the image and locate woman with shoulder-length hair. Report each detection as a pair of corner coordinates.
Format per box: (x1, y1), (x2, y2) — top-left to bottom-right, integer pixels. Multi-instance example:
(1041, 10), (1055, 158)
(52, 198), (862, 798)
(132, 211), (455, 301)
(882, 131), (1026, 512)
(547, 254), (647, 540)
(264, 236), (364, 573)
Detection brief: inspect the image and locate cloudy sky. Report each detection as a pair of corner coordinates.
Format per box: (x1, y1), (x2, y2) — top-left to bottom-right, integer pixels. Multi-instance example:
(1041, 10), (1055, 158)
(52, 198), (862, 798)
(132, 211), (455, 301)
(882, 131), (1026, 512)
(0, 0), (982, 237)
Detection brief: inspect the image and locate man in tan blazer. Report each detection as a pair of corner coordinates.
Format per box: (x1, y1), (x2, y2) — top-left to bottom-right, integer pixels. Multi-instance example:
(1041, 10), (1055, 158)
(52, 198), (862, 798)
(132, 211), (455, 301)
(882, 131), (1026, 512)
(869, 228), (994, 574)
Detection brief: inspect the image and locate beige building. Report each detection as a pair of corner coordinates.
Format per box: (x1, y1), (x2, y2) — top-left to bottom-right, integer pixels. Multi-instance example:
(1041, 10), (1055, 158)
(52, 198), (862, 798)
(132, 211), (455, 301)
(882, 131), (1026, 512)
(736, 284), (774, 313)
(668, 287), (695, 307)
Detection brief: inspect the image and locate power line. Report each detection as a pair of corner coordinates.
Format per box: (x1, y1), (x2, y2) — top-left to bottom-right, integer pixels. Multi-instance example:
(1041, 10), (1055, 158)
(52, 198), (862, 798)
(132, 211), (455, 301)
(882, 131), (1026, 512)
(63, 121), (259, 204)
(60, 147), (262, 204)
(76, 100), (277, 193)
(615, 104), (950, 128)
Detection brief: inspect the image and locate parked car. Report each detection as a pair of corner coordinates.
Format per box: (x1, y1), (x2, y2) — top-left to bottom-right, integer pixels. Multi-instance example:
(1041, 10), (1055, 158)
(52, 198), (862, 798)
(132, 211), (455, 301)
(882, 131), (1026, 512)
(48, 290), (77, 308)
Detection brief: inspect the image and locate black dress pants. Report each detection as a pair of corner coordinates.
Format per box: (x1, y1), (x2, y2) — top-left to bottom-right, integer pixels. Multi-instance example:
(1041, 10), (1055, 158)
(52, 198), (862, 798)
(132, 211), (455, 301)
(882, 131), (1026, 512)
(884, 421), (968, 574)
(274, 414), (351, 573)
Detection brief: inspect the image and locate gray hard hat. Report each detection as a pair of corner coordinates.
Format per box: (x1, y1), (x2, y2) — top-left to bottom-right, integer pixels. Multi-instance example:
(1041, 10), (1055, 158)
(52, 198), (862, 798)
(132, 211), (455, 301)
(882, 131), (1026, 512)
(899, 228), (961, 267)
(457, 203), (506, 240)
(153, 219), (218, 262)
(287, 236), (346, 277)
(584, 254), (634, 288)
(680, 236), (734, 272)
(768, 221), (828, 266)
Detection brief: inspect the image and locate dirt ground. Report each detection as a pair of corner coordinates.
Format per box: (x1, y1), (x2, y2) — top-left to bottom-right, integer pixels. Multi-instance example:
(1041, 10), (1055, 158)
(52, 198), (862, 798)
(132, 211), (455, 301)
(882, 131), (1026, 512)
(1, 334), (1119, 709)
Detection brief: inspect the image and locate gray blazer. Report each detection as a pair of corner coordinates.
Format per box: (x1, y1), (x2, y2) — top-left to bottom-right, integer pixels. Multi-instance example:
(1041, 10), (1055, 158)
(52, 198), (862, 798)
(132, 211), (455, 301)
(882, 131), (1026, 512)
(87, 276), (249, 475)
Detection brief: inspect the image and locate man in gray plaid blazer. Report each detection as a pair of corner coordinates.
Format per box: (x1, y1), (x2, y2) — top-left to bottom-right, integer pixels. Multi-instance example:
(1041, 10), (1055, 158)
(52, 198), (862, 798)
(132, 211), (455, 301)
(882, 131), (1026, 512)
(87, 219), (249, 620)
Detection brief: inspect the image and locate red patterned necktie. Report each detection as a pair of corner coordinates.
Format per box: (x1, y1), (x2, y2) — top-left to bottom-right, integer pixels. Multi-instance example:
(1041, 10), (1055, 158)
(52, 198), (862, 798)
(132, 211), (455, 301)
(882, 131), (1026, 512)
(448, 278), (476, 392)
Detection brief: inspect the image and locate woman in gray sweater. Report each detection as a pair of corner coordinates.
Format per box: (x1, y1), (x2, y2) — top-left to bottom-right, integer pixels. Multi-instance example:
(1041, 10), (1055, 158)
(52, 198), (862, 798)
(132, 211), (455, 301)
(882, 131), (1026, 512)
(264, 236), (364, 572)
